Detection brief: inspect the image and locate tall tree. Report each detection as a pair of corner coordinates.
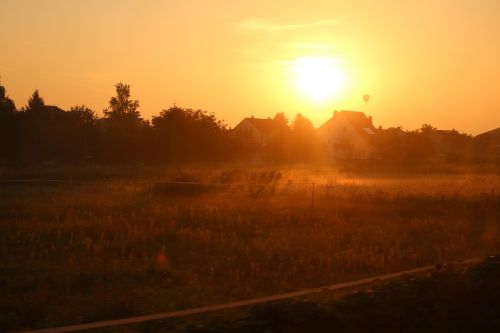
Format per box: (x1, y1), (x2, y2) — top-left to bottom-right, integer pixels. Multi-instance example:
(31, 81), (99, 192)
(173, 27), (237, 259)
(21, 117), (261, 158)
(291, 113), (314, 133)
(103, 83), (140, 120)
(273, 112), (289, 127)
(291, 113), (319, 161)
(100, 83), (146, 162)
(0, 83), (18, 162)
(26, 90), (45, 112)
(266, 112), (292, 161)
(0, 84), (16, 114)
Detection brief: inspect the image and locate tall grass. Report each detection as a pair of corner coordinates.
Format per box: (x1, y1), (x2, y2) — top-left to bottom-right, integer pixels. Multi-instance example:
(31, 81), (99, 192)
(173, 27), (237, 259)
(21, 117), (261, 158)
(0, 168), (498, 331)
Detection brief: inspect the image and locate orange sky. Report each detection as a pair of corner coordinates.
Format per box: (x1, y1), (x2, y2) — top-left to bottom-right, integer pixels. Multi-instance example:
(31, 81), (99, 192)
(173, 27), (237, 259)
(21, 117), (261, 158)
(1, 0), (499, 134)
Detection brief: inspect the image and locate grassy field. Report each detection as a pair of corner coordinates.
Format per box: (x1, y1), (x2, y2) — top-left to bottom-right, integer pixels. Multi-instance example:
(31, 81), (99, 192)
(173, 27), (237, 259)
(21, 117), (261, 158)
(162, 256), (500, 333)
(0, 166), (499, 331)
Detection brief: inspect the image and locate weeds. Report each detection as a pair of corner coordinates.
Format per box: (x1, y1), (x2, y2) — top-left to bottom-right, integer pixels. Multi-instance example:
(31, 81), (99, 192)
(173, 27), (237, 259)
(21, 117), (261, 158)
(0, 168), (499, 331)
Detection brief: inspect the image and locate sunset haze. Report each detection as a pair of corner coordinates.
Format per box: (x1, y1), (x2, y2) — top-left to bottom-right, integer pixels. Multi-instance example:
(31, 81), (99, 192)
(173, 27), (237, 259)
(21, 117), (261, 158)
(1, 0), (499, 134)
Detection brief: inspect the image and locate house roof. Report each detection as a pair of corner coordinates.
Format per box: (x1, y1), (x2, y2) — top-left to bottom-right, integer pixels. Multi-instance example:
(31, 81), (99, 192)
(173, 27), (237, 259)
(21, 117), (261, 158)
(319, 110), (376, 135)
(476, 128), (500, 141)
(239, 117), (286, 134)
(435, 129), (456, 134)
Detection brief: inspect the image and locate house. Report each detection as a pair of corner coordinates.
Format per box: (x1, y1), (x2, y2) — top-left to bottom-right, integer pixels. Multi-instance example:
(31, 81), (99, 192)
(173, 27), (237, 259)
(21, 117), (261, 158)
(475, 128), (500, 160)
(427, 129), (473, 160)
(232, 116), (287, 146)
(476, 127), (500, 143)
(317, 110), (377, 159)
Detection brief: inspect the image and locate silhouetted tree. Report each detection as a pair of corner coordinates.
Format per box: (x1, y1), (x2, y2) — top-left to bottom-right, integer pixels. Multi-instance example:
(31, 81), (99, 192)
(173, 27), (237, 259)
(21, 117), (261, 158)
(291, 113), (313, 132)
(266, 112), (292, 162)
(420, 123), (436, 135)
(0, 80), (484, 165)
(0, 84), (16, 114)
(0, 83), (18, 163)
(63, 105), (100, 161)
(99, 83), (147, 162)
(103, 83), (140, 121)
(290, 113), (320, 161)
(372, 124), (476, 162)
(69, 105), (98, 126)
(151, 106), (229, 162)
(26, 90), (45, 112)
(373, 127), (407, 159)
(13, 90), (51, 161)
(273, 112), (289, 127)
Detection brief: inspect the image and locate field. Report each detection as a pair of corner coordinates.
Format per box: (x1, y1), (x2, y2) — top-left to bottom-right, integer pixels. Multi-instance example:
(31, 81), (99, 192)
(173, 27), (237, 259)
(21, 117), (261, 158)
(0, 166), (499, 332)
(170, 256), (500, 333)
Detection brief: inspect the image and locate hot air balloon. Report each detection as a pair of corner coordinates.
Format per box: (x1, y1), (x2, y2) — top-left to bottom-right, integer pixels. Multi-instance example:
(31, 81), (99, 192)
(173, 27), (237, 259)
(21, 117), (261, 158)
(363, 94), (370, 103)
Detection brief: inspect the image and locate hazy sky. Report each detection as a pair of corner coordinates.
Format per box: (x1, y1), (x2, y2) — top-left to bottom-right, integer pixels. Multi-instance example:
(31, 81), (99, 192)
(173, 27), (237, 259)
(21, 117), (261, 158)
(1, 0), (499, 134)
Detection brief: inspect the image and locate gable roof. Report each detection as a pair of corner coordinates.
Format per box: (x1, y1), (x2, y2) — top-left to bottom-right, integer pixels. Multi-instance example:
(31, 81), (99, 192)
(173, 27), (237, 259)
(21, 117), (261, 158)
(238, 117), (286, 134)
(319, 110), (376, 133)
(476, 128), (500, 141)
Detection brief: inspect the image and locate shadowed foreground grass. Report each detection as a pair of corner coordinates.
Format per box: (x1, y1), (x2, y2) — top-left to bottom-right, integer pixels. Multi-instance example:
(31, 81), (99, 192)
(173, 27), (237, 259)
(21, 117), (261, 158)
(170, 256), (500, 333)
(0, 168), (499, 331)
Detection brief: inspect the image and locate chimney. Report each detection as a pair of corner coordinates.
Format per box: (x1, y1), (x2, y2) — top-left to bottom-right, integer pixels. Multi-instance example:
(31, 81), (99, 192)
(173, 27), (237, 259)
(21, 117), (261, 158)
(368, 115), (373, 124)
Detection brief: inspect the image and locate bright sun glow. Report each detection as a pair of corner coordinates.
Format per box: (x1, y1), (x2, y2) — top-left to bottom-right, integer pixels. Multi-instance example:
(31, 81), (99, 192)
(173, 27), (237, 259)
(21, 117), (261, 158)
(292, 56), (346, 102)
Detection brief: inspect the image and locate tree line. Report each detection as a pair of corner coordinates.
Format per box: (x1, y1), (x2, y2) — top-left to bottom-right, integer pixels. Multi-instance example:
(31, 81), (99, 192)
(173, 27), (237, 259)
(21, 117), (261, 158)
(0, 83), (242, 164)
(0, 82), (493, 165)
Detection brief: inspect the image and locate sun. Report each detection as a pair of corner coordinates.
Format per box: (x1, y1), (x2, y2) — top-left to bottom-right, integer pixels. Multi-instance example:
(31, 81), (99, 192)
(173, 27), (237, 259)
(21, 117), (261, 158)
(292, 56), (346, 102)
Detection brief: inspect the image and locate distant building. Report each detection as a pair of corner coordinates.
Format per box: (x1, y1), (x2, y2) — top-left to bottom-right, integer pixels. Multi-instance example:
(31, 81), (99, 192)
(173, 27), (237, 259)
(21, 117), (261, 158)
(428, 129), (471, 160)
(475, 128), (500, 160)
(317, 110), (377, 159)
(232, 116), (287, 146)
(476, 128), (500, 142)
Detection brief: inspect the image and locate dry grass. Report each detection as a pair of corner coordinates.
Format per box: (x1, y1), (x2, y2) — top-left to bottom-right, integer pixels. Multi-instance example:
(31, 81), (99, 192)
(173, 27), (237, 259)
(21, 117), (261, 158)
(0, 167), (499, 331)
